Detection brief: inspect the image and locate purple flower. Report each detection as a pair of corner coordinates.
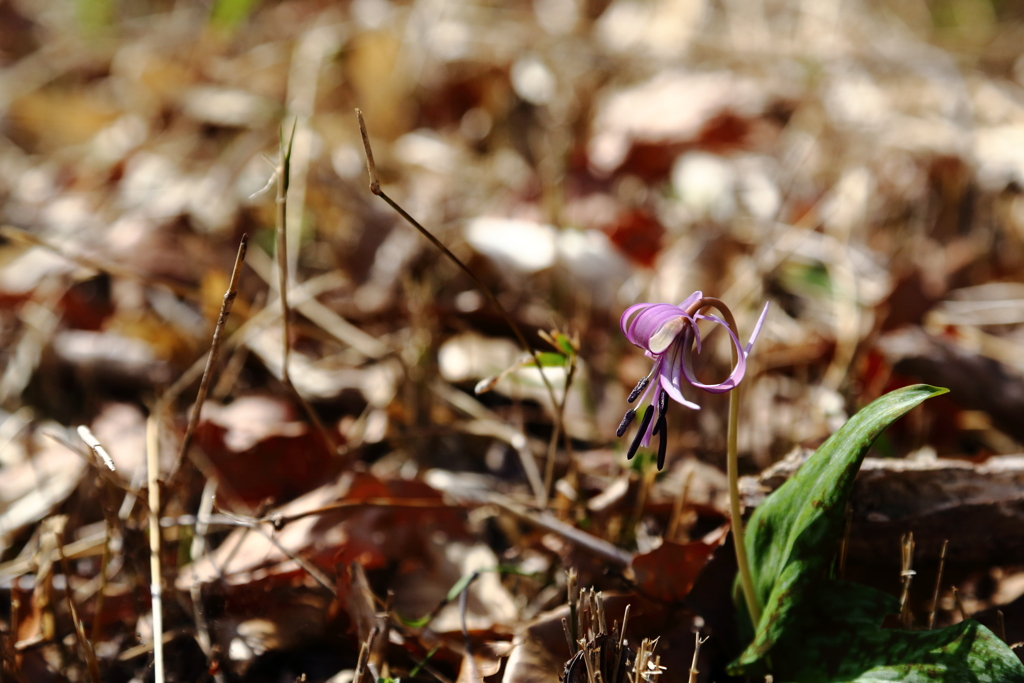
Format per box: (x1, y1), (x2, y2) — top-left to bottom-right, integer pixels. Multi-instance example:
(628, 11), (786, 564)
(617, 291), (769, 469)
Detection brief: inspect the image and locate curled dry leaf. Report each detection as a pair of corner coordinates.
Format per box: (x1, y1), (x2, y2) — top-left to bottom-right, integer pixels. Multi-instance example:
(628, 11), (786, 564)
(194, 394), (340, 505)
(630, 526), (728, 605)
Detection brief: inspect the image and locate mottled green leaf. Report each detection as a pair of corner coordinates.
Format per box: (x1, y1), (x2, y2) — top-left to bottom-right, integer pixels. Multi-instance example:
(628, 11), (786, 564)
(760, 581), (1023, 682)
(737, 385), (948, 658)
(728, 384), (1024, 681)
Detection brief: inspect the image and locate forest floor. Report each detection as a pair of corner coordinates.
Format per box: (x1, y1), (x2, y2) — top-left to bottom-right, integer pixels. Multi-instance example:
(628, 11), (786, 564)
(3, 0), (1024, 681)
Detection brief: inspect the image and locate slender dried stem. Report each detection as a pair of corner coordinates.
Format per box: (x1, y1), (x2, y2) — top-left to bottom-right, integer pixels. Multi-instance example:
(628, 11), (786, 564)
(899, 533), (916, 629)
(612, 604), (629, 683)
(56, 530), (100, 683)
(271, 124), (339, 455)
(561, 617), (575, 656)
(927, 539), (949, 630)
(174, 234), (249, 475)
(357, 109), (561, 507)
(190, 479), (225, 683)
(688, 633), (708, 683)
(567, 569), (579, 649)
(953, 586), (969, 622)
(543, 355), (576, 507)
(89, 522), (111, 644)
(460, 576), (483, 683)
(276, 124), (296, 384)
(353, 629), (375, 683)
(76, 426), (115, 471)
(146, 412), (165, 683)
(667, 461), (696, 542)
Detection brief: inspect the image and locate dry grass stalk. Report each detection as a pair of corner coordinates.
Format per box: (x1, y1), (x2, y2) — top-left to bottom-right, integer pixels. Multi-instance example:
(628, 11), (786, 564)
(75, 425), (115, 471)
(460, 579), (483, 683)
(953, 587), (969, 623)
(898, 532), (916, 629)
(626, 460), (657, 543)
(276, 125), (296, 384)
(352, 627), (376, 683)
(270, 127), (338, 456)
(998, 610), (1007, 643)
(688, 633), (708, 683)
(611, 604), (630, 683)
(189, 479), (225, 683)
(562, 617), (576, 655)
(356, 108), (562, 507)
(173, 234), (249, 476)
(667, 461), (696, 542)
(89, 522), (112, 645)
(927, 539), (949, 630)
(146, 411), (165, 683)
(55, 528), (100, 683)
(567, 569), (579, 650)
(631, 637), (663, 683)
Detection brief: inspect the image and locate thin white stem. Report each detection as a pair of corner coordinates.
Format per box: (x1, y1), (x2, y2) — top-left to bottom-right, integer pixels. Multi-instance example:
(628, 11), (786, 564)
(146, 412), (165, 683)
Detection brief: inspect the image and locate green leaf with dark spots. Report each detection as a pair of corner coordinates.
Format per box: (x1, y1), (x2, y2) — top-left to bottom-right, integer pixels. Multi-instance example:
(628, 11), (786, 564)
(762, 581), (1022, 682)
(727, 384), (1024, 681)
(736, 385), (948, 658)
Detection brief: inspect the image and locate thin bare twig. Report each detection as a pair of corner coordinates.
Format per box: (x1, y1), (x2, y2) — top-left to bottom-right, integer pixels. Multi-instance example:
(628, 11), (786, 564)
(927, 539), (949, 630)
(612, 604), (630, 683)
(460, 573), (483, 683)
(89, 523), (111, 644)
(353, 628), (375, 683)
(953, 586), (969, 623)
(688, 633), (708, 683)
(146, 412), (165, 683)
(190, 479), (225, 683)
(55, 528), (100, 683)
(543, 347), (577, 507)
(271, 124), (339, 455)
(562, 617), (575, 655)
(489, 493), (633, 567)
(667, 461), (696, 542)
(899, 532), (916, 629)
(276, 123), (297, 385)
(174, 234), (249, 475)
(75, 426), (114, 470)
(356, 108), (561, 507)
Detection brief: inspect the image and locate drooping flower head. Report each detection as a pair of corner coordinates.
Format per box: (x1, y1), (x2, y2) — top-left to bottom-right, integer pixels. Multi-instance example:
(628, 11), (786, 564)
(617, 292), (769, 469)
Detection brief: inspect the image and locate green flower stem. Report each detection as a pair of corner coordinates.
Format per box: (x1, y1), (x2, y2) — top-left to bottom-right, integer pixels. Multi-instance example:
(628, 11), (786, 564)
(728, 384), (761, 627)
(686, 297), (761, 628)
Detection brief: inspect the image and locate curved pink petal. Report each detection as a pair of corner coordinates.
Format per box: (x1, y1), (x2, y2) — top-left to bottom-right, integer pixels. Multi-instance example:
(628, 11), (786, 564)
(620, 302), (651, 337)
(681, 320), (747, 393)
(623, 303), (693, 353)
(676, 290), (703, 311)
(745, 302), (770, 353)
(658, 343), (700, 410)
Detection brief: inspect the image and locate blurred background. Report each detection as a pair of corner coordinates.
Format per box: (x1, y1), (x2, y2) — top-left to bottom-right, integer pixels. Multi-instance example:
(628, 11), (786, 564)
(4, 0), (1024, 681)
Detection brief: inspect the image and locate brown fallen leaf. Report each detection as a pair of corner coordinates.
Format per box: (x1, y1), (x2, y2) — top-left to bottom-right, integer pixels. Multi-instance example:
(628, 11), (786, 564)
(193, 394), (340, 506)
(629, 529), (726, 604)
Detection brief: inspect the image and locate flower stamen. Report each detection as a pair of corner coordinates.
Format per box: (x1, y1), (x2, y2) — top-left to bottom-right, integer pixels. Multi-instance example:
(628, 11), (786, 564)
(616, 409), (636, 437)
(656, 415), (668, 470)
(627, 376), (650, 404)
(627, 405), (654, 460)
